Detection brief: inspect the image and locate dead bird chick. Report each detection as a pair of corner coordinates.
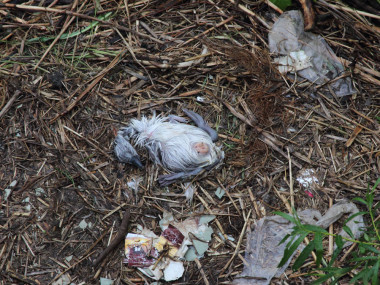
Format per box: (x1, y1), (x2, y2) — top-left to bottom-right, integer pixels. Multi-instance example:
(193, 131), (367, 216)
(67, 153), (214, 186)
(114, 109), (224, 186)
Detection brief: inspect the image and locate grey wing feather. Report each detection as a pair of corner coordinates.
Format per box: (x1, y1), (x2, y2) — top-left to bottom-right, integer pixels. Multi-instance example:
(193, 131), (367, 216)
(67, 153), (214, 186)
(158, 167), (204, 186)
(183, 108), (219, 142)
(114, 134), (143, 169)
(118, 126), (136, 140)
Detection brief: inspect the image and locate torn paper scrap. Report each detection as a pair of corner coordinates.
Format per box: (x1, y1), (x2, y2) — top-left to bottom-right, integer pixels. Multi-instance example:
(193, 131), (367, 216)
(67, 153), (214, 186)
(124, 233), (159, 267)
(155, 225), (185, 258)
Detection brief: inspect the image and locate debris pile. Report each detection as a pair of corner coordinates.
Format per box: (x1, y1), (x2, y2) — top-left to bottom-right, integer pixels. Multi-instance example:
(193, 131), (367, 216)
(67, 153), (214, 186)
(269, 10), (356, 98)
(125, 212), (215, 281)
(233, 201), (365, 284)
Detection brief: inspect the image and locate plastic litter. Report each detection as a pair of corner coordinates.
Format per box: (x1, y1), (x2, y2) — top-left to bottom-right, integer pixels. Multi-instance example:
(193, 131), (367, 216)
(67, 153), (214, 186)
(78, 219), (92, 230)
(100, 277), (114, 285)
(215, 187), (226, 199)
(269, 10), (356, 97)
(4, 180), (17, 201)
(233, 201), (364, 284)
(182, 182), (196, 202)
(163, 261), (185, 281)
(127, 177), (142, 194)
(297, 168), (319, 188)
(52, 273), (71, 285)
(35, 187), (46, 197)
(297, 168), (319, 197)
(124, 213), (215, 281)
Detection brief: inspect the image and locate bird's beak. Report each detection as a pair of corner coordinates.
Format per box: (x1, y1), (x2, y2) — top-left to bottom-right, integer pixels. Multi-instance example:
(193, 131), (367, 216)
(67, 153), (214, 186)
(131, 156), (143, 169)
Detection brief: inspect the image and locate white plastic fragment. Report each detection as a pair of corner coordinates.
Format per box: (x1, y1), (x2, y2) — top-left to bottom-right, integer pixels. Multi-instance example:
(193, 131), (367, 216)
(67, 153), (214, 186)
(100, 277), (114, 285)
(192, 239), (209, 256)
(52, 273), (71, 285)
(3, 188), (12, 197)
(297, 168), (319, 188)
(184, 247), (198, 261)
(127, 177), (142, 194)
(273, 50), (312, 74)
(35, 187), (46, 197)
(182, 182), (196, 202)
(196, 96), (206, 102)
(4, 180), (18, 201)
(78, 219), (88, 229)
(163, 261), (185, 281)
(215, 187), (225, 199)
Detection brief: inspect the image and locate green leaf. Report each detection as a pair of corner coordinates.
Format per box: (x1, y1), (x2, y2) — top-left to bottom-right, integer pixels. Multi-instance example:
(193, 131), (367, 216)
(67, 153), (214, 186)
(314, 233), (323, 267)
(285, 234), (297, 248)
(359, 244), (366, 254)
(278, 232), (308, 268)
(350, 268), (371, 284)
(366, 187), (374, 208)
(269, 0), (292, 11)
(27, 12), (113, 43)
(343, 226), (355, 238)
(360, 243), (380, 254)
(274, 211), (296, 223)
(344, 211), (367, 224)
(292, 207), (303, 227)
(335, 235), (344, 250)
(371, 259), (379, 285)
(302, 224), (329, 234)
(350, 256), (379, 262)
(353, 197), (368, 206)
(312, 268), (351, 284)
(329, 246), (343, 266)
(311, 268), (351, 284)
(371, 177), (380, 191)
(293, 240), (315, 270)
(279, 233), (291, 245)
(312, 272), (337, 284)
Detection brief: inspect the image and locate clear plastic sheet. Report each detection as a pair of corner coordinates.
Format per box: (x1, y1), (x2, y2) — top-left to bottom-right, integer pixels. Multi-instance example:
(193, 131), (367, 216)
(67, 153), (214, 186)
(234, 201), (364, 284)
(269, 10), (356, 97)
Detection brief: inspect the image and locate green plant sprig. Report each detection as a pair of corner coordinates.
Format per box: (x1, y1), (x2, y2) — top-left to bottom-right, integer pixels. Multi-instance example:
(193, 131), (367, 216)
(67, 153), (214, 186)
(275, 177), (380, 284)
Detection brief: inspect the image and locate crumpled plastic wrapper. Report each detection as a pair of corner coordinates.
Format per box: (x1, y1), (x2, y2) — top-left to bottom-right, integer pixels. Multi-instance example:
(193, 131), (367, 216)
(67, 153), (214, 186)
(269, 10), (356, 97)
(298, 201), (365, 249)
(124, 212), (215, 281)
(233, 200), (364, 285)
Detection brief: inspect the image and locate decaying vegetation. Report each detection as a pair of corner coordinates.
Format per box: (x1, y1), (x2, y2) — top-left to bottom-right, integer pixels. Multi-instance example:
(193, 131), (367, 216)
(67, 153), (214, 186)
(0, 0), (379, 284)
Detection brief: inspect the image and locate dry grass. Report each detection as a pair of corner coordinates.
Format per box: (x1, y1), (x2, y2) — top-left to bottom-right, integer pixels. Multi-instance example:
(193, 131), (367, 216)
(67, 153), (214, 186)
(0, 0), (379, 284)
